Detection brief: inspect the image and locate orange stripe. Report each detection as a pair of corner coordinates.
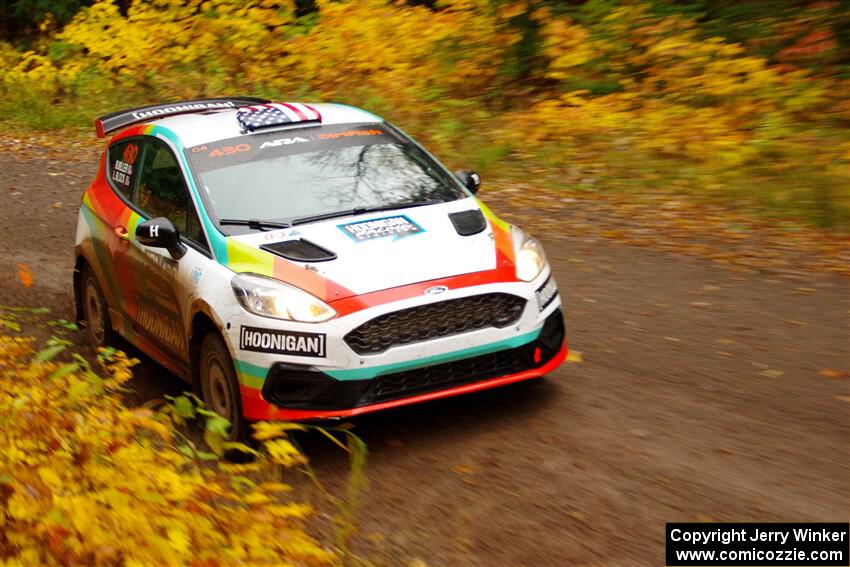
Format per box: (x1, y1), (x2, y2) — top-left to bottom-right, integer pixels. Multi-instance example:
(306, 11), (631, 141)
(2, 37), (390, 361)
(271, 256), (355, 303)
(330, 266), (517, 316)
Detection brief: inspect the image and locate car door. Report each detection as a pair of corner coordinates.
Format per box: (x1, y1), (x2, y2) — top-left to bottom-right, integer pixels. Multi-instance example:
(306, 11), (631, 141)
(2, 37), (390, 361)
(100, 138), (144, 321)
(120, 137), (210, 363)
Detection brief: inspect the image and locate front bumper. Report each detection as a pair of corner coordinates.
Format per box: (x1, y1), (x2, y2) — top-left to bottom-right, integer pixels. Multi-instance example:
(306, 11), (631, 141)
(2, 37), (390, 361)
(240, 307), (566, 421)
(225, 271), (566, 421)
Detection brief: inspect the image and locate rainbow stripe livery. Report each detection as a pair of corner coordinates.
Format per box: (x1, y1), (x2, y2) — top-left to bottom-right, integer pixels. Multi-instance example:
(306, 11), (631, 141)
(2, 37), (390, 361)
(74, 99), (566, 435)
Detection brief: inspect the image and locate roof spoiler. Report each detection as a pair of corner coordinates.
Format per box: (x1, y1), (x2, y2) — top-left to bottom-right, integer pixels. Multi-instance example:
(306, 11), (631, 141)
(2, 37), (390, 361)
(94, 96), (270, 138)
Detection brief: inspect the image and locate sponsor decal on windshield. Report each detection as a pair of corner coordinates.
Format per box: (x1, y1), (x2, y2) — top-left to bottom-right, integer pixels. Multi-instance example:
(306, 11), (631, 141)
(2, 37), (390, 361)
(186, 124), (395, 173)
(259, 137), (309, 149)
(338, 215), (424, 242)
(316, 129), (384, 140)
(240, 326), (326, 357)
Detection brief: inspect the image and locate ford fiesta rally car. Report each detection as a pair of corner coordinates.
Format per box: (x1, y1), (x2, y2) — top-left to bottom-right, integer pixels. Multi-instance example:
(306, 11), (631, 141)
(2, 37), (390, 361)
(75, 97), (566, 440)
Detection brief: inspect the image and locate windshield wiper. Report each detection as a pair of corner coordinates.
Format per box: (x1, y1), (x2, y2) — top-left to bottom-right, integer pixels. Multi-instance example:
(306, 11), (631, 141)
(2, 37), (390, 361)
(291, 200), (444, 226)
(354, 200), (444, 215)
(219, 218), (291, 231)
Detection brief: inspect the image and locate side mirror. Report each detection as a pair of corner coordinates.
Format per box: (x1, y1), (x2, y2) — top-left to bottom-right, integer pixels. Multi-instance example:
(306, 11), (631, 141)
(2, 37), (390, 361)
(136, 217), (187, 259)
(454, 170), (481, 194)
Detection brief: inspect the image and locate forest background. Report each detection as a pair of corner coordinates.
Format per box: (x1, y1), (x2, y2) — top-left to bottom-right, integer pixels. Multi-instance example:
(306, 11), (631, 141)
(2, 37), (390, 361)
(2, 0), (849, 228)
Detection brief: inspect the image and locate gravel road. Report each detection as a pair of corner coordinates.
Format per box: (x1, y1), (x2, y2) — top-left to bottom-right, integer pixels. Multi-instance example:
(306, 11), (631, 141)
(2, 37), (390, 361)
(1, 148), (848, 566)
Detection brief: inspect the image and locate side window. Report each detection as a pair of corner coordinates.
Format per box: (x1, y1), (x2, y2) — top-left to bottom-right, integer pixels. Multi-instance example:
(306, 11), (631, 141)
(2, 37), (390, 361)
(186, 209), (207, 247)
(135, 139), (207, 248)
(107, 140), (141, 198)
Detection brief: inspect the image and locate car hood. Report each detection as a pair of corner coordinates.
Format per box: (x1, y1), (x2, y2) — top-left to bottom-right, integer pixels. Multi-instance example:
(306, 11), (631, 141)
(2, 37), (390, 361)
(222, 197), (511, 300)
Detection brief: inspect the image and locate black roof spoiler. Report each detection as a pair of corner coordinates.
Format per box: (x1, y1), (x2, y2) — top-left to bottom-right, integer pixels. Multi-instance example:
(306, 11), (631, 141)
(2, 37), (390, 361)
(94, 96), (270, 138)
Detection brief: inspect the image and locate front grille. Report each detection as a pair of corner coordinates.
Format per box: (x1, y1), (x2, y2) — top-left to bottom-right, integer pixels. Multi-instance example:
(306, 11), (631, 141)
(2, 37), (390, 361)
(364, 347), (528, 403)
(345, 293), (527, 355)
(264, 308), (565, 411)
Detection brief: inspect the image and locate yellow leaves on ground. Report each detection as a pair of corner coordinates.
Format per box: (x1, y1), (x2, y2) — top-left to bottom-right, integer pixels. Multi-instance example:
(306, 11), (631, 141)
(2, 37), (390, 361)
(0, 334), (336, 566)
(266, 438), (307, 467)
(253, 420), (306, 440)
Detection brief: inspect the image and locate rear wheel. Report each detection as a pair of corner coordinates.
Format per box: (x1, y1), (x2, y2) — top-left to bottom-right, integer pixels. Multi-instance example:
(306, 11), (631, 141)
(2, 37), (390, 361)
(79, 266), (114, 351)
(199, 332), (249, 443)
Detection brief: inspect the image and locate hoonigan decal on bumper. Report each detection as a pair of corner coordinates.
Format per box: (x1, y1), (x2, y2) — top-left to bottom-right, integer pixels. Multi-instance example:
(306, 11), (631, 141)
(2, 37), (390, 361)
(240, 326), (327, 357)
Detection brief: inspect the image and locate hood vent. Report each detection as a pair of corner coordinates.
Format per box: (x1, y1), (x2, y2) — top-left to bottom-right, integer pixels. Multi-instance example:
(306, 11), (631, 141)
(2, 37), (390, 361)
(261, 239), (337, 262)
(449, 209), (487, 236)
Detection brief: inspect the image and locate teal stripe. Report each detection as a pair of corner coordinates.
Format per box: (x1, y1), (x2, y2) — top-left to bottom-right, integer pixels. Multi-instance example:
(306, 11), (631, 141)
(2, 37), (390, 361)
(150, 125), (229, 264)
(328, 103), (382, 122)
(234, 359), (268, 379)
(233, 329), (541, 384)
(326, 328), (541, 381)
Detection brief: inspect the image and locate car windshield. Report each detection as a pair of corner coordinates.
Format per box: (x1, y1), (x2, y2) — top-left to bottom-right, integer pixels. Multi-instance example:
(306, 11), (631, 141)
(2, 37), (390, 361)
(185, 123), (467, 233)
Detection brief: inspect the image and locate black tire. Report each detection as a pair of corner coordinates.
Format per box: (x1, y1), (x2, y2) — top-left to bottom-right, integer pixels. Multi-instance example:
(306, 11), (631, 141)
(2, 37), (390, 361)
(199, 332), (249, 443)
(79, 265), (114, 352)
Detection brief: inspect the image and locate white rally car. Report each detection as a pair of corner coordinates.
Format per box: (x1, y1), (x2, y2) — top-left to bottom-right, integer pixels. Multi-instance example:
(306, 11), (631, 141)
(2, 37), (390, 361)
(74, 97), (566, 440)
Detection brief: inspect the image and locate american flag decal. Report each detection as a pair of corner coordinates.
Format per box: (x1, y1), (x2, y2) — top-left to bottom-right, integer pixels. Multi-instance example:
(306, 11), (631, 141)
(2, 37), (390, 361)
(236, 102), (322, 131)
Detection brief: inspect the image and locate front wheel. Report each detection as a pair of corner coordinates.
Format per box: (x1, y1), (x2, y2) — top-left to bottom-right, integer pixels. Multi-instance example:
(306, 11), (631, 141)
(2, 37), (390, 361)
(199, 332), (249, 443)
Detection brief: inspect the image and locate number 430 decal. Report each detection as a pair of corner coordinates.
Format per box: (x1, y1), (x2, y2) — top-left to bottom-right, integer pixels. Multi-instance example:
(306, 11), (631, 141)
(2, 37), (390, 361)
(207, 144), (251, 158)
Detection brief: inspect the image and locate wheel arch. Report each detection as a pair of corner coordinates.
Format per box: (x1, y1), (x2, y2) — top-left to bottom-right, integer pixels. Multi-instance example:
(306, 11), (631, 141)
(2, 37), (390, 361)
(73, 254), (89, 325)
(188, 302), (230, 398)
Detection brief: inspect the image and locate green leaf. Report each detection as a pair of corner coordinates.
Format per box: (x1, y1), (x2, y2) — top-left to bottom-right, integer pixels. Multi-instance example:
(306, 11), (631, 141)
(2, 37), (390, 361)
(204, 413), (231, 437)
(0, 319), (21, 332)
(204, 428), (224, 456)
(33, 344), (65, 363)
(67, 380), (90, 403)
(171, 395), (196, 419)
(142, 491), (167, 504)
(313, 427), (350, 453)
(46, 509), (69, 528)
(82, 368), (104, 386)
(223, 441), (261, 457)
(71, 353), (92, 370)
(230, 475), (257, 492)
(48, 362), (79, 381)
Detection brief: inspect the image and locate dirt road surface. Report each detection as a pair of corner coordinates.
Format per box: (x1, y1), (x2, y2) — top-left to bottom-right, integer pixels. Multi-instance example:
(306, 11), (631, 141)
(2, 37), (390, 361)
(2, 148), (848, 566)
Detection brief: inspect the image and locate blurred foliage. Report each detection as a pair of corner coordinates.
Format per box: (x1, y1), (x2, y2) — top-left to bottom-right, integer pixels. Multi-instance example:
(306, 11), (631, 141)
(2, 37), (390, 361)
(0, 0), (93, 43)
(0, 332), (340, 566)
(1, 0), (848, 227)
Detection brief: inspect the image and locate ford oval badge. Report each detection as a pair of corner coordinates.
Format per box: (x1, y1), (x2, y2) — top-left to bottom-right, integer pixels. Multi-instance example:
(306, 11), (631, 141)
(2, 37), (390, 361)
(424, 285), (449, 295)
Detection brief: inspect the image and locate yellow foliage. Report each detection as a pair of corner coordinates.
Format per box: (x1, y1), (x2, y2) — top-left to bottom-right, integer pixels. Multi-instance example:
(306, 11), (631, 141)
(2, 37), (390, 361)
(1, 0), (847, 226)
(537, 16), (594, 79)
(0, 335), (336, 566)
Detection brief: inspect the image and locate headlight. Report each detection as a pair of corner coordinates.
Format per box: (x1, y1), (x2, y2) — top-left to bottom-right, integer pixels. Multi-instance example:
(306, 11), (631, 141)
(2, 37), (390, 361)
(231, 273), (336, 323)
(514, 228), (548, 282)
